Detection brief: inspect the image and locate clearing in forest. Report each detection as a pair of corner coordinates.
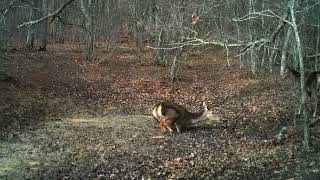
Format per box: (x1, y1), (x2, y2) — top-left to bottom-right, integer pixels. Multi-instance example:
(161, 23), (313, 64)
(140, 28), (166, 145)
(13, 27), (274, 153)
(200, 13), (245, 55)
(0, 43), (320, 179)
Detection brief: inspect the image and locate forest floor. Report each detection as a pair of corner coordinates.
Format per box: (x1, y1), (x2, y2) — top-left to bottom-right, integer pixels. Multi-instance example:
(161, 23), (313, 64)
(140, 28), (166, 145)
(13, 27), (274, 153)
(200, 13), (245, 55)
(0, 41), (320, 179)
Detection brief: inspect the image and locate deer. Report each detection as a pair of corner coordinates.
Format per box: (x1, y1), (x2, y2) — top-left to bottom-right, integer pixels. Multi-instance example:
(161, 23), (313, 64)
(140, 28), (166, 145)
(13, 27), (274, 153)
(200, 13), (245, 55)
(152, 101), (220, 133)
(289, 68), (320, 117)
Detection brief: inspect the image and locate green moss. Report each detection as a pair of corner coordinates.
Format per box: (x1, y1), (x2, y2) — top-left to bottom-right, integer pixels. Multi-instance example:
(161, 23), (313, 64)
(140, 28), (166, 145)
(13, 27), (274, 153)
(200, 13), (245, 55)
(0, 157), (20, 177)
(0, 142), (37, 178)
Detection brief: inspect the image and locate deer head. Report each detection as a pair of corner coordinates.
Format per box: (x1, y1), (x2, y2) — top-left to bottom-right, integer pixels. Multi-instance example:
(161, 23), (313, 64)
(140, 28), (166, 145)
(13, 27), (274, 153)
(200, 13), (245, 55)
(198, 102), (221, 122)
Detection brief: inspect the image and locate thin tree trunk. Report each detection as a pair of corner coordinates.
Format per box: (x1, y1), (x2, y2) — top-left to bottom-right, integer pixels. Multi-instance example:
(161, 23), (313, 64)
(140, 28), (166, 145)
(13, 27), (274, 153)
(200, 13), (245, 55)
(249, 0), (256, 74)
(26, 1), (36, 48)
(57, 11), (65, 43)
(269, 44), (276, 73)
(170, 48), (183, 82)
(289, 0), (310, 151)
(50, 0), (56, 37)
(280, 27), (292, 76)
(224, 42), (230, 66)
(154, 30), (167, 66)
(316, 19), (320, 70)
(261, 46), (266, 67)
(80, 0), (95, 59)
(235, 23), (244, 68)
(250, 48), (256, 74)
(39, 0), (48, 51)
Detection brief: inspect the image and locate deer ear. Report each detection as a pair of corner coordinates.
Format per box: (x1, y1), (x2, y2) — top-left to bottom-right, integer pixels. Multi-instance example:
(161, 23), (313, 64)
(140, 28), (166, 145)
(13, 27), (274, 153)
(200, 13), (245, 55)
(203, 102), (208, 111)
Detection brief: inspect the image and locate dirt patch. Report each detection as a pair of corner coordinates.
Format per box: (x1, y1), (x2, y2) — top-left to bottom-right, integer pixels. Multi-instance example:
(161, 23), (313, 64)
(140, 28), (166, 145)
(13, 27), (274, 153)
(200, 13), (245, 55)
(1, 115), (155, 178)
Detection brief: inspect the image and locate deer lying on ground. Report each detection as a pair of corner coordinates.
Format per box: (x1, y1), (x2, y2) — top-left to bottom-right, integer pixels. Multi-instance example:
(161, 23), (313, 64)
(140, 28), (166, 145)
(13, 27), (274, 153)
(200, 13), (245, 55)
(289, 69), (320, 117)
(152, 101), (220, 133)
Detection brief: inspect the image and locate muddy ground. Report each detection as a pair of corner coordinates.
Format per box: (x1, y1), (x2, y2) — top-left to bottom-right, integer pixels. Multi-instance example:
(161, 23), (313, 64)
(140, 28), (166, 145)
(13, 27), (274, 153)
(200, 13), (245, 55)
(0, 42), (320, 179)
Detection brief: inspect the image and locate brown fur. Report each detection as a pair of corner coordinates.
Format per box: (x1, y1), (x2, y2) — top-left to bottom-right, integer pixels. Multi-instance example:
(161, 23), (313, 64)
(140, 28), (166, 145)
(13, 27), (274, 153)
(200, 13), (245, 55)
(289, 69), (320, 117)
(152, 101), (220, 133)
(152, 102), (174, 133)
(305, 71), (320, 96)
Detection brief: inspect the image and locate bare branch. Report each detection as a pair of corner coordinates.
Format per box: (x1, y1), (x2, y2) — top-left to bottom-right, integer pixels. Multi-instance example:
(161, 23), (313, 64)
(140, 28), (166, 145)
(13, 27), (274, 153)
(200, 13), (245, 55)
(233, 9), (292, 26)
(17, 0), (76, 28)
(306, 53), (320, 58)
(147, 36), (269, 54)
(0, 0), (17, 24)
(296, 1), (320, 13)
(148, 2), (291, 56)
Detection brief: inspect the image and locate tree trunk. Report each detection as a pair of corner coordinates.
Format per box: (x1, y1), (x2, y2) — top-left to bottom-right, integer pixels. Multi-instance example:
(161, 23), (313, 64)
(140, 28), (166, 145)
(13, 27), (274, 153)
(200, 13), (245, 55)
(261, 46), (266, 67)
(26, 2), (36, 48)
(39, 0), (48, 51)
(316, 20), (320, 70)
(249, 0), (256, 74)
(280, 27), (292, 76)
(154, 30), (167, 66)
(170, 48), (183, 82)
(57, 11), (66, 43)
(269, 44), (276, 73)
(80, 0), (95, 60)
(289, 0), (310, 151)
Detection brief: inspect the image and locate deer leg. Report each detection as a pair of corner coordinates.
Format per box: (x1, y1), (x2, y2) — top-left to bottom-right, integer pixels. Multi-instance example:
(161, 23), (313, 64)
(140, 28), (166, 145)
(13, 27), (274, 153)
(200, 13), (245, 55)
(174, 122), (182, 133)
(164, 122), (174, 132)
(160, 123), (169, 133)
(298, 104), (302, 115)
(167, 126), (174, 132)
(160, 123), (165, 133)
(159, 118), (167, 133)
(159, 118), (174, 133)
(313, 82), (320, 117)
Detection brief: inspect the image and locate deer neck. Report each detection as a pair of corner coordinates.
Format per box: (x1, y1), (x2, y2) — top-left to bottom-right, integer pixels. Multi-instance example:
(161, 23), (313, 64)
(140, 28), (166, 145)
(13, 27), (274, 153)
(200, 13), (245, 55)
(187, 110), (207, 124)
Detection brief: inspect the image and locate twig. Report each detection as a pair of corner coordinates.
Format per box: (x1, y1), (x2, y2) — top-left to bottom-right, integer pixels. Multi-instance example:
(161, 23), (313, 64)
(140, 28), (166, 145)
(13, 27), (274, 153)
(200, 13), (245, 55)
(151, 136), (166, 139)
(311, 117), (320, 126)
(0, 0), (17, 24)
(96, 46), (117, 64)
(275, 126), (288, 144)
